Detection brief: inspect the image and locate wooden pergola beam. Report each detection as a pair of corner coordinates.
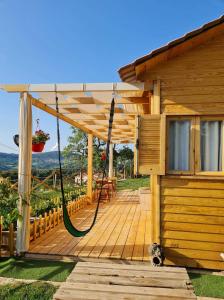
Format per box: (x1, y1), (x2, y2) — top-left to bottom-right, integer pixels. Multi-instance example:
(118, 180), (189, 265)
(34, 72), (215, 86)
(0, 82), (147, 93)
(31, 96), (107, 142)
(46, 96), (150, 106)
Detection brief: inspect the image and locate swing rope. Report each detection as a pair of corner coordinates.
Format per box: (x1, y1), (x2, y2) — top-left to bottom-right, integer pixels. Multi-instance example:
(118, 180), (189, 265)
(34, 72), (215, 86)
(55, 92), (115, 237)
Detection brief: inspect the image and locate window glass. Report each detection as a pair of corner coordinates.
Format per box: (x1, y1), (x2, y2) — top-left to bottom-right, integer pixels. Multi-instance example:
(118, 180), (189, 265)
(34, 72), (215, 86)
(169, 120), (190, 171)
(200, 121), (223, 171)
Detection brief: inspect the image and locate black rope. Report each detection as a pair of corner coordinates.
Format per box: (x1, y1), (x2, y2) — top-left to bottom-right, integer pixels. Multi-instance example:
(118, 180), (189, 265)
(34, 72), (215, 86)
(55, 91), (115, 236)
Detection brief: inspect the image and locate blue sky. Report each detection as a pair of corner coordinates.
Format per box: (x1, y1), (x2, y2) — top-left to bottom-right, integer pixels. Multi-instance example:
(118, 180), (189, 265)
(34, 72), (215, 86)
(0, 0), (223, 153)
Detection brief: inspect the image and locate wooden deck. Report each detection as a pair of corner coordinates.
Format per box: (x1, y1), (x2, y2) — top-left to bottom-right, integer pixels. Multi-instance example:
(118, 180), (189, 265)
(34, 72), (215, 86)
(29, 190), (151, 261)
(53, 261), (196, 300)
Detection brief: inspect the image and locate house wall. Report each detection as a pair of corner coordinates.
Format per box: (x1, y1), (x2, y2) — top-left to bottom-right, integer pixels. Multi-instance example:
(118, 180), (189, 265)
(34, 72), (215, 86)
(141, 33), (224, 269)
(161, 177), (224, 270)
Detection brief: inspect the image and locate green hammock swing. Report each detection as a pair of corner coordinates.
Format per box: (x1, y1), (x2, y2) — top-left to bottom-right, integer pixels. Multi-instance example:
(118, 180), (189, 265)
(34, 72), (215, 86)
(55, 94), (115, 237)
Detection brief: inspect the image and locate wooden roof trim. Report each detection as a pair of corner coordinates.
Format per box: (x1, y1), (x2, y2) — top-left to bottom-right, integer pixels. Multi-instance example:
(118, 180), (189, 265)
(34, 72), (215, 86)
(118, 15), (224, 81)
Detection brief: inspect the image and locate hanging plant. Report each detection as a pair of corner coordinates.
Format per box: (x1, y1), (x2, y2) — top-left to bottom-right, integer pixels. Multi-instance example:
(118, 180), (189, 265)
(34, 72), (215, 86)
(32, 119), (50, 152)
(101, 151), (106, 161)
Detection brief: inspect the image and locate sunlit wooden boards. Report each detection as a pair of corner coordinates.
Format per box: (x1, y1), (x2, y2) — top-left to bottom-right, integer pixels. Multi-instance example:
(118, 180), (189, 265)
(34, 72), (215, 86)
(53, 261), (196, 300)
(140, 34), (224, 115)
(161, 177), (224, 270)
(28, 190), (151, 261)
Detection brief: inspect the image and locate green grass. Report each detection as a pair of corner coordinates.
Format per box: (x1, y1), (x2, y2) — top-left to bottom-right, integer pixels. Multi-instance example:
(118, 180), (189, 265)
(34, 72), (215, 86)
(189, 273), (224, 299)
(0, 258), (75, 282)
(0, 282), (56, 300)
(117, 177), (150, 191)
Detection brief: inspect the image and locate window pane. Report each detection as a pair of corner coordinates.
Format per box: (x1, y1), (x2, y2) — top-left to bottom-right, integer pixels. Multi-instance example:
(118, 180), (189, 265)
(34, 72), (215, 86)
(169, 120), (190, 171)
(200, 121), (222, 171)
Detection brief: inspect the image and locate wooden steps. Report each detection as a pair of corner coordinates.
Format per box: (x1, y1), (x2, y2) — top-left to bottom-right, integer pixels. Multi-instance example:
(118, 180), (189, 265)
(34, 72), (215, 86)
(53, 261), (196, 300)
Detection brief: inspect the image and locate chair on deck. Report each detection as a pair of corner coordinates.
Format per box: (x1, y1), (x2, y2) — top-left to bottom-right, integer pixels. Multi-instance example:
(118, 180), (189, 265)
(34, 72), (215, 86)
(95, 178), (116, 202)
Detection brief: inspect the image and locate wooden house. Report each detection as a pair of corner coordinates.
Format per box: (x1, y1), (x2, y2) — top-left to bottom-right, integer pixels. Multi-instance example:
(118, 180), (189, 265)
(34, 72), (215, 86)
(119, 15), (224, 270)
(1, 15), (224, 271)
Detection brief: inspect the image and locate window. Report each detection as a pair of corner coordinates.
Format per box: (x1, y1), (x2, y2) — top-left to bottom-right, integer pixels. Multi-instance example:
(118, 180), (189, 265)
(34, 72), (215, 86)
(167, 118), (194, 174)
(167, 116), (224, 175)
(200, 121), (223, 171)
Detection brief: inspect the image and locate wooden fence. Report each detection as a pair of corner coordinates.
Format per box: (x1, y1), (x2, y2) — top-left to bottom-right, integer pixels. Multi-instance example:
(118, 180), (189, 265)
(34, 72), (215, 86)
(0, 189), (98, 256)
(0, 216), (15, 257)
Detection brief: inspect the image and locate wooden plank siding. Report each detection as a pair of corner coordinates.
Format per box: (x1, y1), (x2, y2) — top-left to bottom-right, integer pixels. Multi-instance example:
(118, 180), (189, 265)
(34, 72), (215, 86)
(140, 34), (224, 116)
(161, 177), (224, 270)
(137, 31), (224, 270)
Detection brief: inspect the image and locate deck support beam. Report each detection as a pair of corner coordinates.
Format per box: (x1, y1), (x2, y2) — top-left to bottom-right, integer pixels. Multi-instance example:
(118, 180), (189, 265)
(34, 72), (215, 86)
(87, 133), (93, 203)
(16, 92), (32, 254)
(109, 143), (113, 178)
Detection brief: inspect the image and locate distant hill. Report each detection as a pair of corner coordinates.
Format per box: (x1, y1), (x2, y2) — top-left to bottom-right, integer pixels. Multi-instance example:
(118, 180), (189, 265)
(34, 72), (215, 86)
(0, 151), (64, 170)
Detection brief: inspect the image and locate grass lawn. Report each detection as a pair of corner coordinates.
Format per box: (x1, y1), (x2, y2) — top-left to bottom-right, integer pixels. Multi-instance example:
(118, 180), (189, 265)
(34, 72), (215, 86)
(117, 176), (150, 191)
(189, 273), (224, 299)
(0, 258), (75, 282)
(0, 282), (56, 300)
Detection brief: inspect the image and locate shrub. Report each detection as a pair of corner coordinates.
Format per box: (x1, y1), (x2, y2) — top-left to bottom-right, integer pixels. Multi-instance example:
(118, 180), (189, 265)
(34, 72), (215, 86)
(0, 181), (19, 230)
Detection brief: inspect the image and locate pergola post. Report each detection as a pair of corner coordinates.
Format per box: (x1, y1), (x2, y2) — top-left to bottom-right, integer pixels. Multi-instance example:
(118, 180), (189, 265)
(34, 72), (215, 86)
(134, 116), (139, 177)
(16, 92), (32, 254)
(87, 133), (93, 203)
(109, 143), (113, 178)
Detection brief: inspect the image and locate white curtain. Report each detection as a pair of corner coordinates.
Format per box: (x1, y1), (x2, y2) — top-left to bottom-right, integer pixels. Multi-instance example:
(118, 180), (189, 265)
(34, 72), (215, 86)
(169, 120), (190, 171)
(16, 92), (32, 253)
(201, 121), (222, 171)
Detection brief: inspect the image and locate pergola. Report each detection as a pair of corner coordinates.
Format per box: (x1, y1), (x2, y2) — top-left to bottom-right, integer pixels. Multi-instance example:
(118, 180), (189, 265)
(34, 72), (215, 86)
(0, 82), (151, 253)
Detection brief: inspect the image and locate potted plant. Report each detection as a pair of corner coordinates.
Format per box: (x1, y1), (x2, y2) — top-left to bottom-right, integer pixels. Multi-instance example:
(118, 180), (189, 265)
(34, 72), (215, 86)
(32, 130), (50, 152)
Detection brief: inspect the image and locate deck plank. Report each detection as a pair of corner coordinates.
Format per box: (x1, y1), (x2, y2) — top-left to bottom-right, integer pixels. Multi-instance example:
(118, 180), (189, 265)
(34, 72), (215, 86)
(99, 204), (137, 258)
(29, 190), (151, 261)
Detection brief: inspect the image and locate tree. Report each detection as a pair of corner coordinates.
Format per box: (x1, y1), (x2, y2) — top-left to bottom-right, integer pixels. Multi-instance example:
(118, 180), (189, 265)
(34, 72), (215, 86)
(117, 146), (134, 178)
(63, 127), (106, 183)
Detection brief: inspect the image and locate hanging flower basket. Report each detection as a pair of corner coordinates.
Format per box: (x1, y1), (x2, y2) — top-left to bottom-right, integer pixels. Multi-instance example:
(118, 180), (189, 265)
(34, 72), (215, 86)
(101, 151), (106, 161)
(32, 142), (45, 152)
(32, 129), (50, 153)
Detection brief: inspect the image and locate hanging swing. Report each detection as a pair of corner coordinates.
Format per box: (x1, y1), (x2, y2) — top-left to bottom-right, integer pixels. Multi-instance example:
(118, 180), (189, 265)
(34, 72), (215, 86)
(55, 93), (115, 238)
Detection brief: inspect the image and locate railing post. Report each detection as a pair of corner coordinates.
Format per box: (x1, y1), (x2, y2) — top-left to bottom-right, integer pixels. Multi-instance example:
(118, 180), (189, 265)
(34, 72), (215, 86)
(0, 216), (3, 257)
(39, 215), (42, 237)
(9, 223), (14, 256)
(33, 219), (37, 241)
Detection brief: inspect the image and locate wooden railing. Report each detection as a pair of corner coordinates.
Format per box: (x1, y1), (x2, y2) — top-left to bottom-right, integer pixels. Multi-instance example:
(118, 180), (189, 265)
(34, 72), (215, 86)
(0, 189), (98, 256)
(29, 194), (90, 242)
(0, 216), (15, 257)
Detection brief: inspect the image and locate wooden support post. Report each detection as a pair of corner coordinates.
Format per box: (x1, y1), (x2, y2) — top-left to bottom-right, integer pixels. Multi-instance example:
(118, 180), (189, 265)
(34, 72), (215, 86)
(16, 92), (32, 254)
(134, 116), (140, 177)
(150, 79), (161, 245)
(109, 143), (113, 178)
(87, 133), (93, 203)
